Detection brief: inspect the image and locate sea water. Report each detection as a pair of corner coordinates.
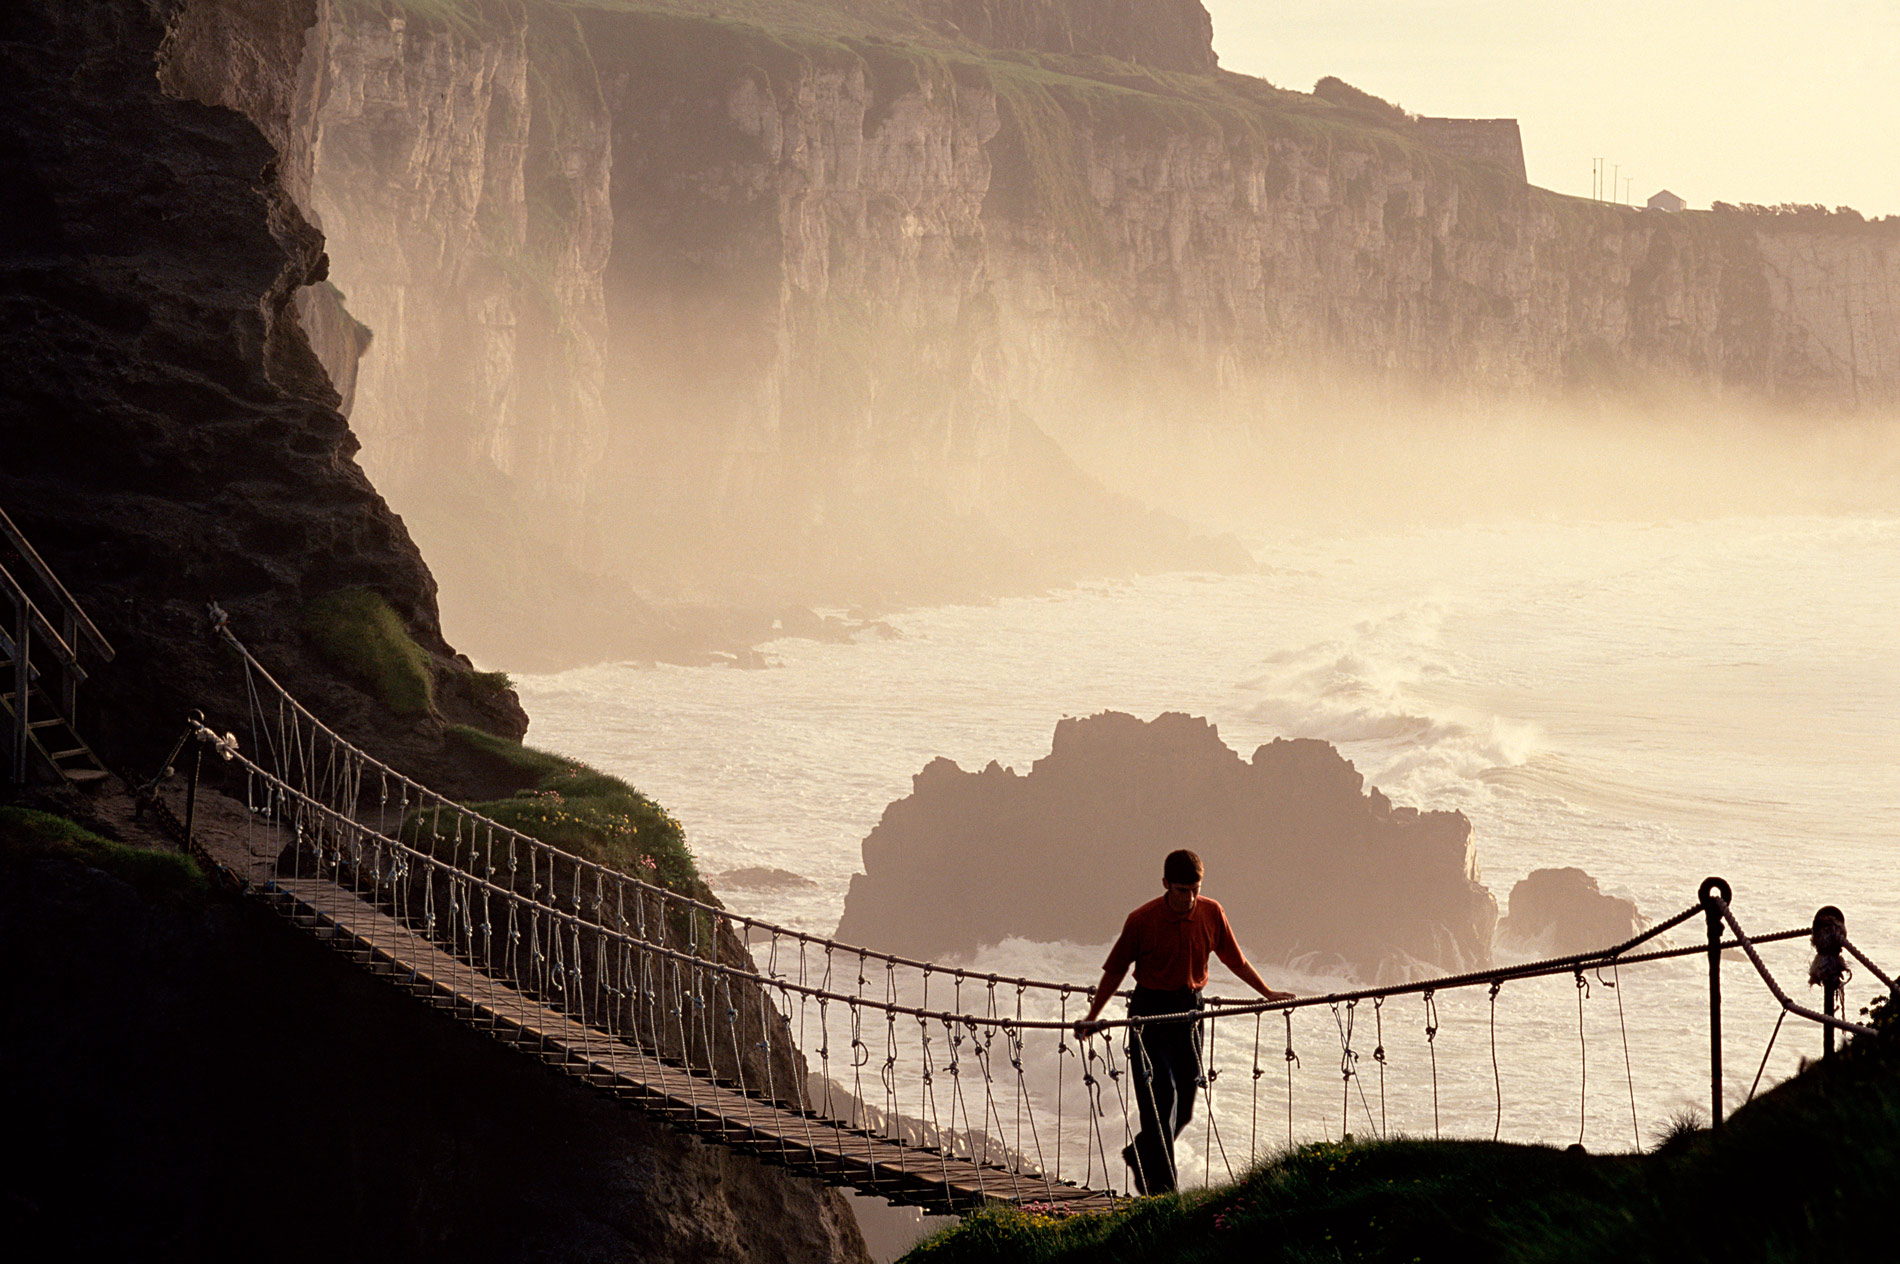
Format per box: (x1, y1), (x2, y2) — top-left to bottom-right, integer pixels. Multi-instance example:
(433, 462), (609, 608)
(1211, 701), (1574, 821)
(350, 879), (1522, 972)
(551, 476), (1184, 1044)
(514, 516), (1899, 1171)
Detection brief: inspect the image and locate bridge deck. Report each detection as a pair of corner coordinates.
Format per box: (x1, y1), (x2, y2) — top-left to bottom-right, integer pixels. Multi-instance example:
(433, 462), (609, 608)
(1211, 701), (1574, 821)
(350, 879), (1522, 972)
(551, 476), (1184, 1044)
(264, 877), (1120, 1216)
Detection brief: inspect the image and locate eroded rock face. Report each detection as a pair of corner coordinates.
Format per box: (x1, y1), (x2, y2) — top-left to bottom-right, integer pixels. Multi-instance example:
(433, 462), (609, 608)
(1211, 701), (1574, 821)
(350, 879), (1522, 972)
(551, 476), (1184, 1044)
(1497, 867), (1642, 957)
(0, 0), (526, 778)
(834, 712), (1497, 978)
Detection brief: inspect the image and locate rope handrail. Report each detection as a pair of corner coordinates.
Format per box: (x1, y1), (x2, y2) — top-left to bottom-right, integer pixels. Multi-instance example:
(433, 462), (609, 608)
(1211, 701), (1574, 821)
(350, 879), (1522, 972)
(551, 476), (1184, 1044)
(215, 620), (1758, 1016)
(1843, 938), (1896, 993)
(207, 724), (1819, 1035)
(186, 626), (1895, 1206)
(1197, 925), (1813, 1025)
(1709, 895), (1875, 1037)
(215, 620), (1114, 999)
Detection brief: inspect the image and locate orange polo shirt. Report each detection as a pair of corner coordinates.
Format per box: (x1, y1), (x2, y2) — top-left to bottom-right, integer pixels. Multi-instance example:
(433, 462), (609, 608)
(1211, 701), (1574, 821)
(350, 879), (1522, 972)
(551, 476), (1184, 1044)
(1102, 895), (1244, 991)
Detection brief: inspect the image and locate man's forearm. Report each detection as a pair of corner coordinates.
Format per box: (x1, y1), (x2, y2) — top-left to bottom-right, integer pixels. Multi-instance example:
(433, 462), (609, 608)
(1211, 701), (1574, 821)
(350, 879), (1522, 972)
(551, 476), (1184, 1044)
(1231, 958), (1292, 1002)
(1080, 968), (1126, 1024)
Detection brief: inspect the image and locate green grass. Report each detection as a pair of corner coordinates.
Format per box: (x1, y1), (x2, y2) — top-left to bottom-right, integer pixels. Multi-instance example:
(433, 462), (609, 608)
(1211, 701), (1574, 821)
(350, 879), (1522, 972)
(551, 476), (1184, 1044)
(436, 725), (699, 892)
(302, 589), (435, 718)
(0, 807), (208, 901)
(468, 668), (514, 698)
(908, 1000), (1900, 1263)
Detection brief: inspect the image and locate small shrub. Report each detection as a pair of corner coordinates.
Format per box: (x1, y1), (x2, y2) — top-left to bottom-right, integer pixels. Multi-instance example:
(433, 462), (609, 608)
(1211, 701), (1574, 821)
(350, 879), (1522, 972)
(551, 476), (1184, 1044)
(441, 726), (698, 892)
(303, 589), (434, 718)
(0, 806), (207, 901)
(469, 668), (513, 697)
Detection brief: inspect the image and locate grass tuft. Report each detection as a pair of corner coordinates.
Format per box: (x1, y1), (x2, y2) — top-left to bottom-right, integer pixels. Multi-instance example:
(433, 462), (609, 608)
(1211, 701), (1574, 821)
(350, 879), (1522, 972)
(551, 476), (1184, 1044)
(439, 725), (698, 891)
(303, 589), (435, 718)
(0, 807), (208, 901)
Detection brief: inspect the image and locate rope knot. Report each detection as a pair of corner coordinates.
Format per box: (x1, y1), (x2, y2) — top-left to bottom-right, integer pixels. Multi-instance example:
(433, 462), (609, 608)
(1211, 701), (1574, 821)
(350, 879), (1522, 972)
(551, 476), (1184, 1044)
(1810, 906), (1850, 990)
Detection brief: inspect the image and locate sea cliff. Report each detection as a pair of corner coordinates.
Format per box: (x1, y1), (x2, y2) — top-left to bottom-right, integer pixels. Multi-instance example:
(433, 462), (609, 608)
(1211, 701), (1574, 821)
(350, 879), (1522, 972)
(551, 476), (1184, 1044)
(164, 0), (1900, 667)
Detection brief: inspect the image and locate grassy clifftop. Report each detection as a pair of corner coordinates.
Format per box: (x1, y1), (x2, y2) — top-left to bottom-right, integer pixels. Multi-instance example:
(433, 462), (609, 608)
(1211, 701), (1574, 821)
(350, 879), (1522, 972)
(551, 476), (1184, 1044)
(338, 0), (1523, 245)
(908, 1001), (1900, 1263)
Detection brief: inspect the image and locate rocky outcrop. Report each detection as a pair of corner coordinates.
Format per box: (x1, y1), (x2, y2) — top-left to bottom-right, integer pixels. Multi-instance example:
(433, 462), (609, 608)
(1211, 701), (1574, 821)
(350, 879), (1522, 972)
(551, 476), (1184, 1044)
(1496, 867), (1642, 956)
(834, 712), (1497, 978)
(0, 0), (525, 778)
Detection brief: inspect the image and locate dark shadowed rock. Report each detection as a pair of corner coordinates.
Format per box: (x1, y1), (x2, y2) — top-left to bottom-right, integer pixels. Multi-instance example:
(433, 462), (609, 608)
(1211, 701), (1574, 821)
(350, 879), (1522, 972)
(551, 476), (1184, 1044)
(1, 842), (867, 1264)
(0, 0), (527, 793)
(1497, 867), (1642, 956)
(834, 712), (1496, 978)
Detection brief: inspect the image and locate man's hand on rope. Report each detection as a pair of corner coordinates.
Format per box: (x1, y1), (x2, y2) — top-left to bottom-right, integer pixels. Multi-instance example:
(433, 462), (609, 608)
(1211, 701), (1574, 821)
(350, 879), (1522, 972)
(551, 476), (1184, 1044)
(1073, 1019), (1110, 1040)
(1264, 988), (1297, 1004)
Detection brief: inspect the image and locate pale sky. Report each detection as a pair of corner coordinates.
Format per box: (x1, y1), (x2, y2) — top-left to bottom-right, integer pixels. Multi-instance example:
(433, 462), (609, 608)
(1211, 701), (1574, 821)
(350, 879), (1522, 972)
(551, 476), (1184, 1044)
(1203, 1), (1900, 217)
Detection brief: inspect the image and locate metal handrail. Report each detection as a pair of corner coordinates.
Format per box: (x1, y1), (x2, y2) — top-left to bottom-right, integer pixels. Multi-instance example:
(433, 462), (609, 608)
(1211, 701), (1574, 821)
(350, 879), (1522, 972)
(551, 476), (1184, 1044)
(0, 559), (87, 677)
(0, 505), (114, 660)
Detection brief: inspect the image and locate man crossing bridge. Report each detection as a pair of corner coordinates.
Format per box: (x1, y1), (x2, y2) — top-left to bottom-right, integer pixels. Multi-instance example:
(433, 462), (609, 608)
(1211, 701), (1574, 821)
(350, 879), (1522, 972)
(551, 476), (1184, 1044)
(1073, 848), (1295, 1194)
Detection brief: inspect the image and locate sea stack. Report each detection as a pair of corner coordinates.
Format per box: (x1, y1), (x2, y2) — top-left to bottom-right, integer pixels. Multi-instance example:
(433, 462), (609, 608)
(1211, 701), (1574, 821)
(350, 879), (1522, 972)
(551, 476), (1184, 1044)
(1497, 868), (1643, 956)
(835, 712), (1497, 978)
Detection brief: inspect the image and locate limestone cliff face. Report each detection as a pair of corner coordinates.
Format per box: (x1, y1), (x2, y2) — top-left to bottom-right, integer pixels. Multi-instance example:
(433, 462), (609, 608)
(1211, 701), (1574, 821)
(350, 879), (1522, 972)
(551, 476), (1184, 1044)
(221, 1), (1898, 667)
(834, 712), (1498, 978)
(299, 10), (613, 531)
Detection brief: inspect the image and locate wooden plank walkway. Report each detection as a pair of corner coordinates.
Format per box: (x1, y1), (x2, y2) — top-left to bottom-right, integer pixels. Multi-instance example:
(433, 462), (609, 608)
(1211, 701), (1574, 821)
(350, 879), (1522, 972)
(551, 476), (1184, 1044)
(263, 877), (1122, 1216)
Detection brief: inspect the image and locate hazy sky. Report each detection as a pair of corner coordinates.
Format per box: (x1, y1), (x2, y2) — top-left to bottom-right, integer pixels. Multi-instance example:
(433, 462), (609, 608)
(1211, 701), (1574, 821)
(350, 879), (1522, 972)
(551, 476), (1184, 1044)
(1203, 1), (1900, 217)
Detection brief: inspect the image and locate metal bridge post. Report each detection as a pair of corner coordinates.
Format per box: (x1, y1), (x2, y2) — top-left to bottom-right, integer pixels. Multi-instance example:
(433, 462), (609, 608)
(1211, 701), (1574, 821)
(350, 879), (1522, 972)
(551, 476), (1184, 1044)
(1700, 877), (1731, 1129)
(1812, 905), (1847, 1059)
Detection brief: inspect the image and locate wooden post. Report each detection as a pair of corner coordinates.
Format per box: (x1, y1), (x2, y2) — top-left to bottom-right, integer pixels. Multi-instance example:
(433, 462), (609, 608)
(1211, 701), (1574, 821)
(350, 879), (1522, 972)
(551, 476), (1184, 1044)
(60, 608), (78, 720)
(11, 598), (28, 785)
(1700, 877), (1731, 1129)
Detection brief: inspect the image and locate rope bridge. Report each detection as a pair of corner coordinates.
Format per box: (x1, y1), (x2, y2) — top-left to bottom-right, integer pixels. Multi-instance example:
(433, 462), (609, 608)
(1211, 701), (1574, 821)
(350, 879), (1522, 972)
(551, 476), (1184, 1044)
(157, 618), (1895, 1215)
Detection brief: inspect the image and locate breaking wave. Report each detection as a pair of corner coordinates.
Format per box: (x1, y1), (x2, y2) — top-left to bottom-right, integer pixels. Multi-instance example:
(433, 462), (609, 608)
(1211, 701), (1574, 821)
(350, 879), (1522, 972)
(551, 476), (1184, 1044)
(1237, 603), (1540, 808)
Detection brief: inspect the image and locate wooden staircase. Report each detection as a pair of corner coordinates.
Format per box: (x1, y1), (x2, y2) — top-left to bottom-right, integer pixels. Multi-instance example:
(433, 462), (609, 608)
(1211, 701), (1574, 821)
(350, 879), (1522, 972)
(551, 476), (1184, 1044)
(1, 506), (113, 788)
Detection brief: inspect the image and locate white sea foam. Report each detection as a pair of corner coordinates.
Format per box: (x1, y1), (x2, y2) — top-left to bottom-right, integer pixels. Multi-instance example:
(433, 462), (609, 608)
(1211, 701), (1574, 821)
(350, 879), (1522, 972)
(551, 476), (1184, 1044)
(516, 516), (1900, 1157)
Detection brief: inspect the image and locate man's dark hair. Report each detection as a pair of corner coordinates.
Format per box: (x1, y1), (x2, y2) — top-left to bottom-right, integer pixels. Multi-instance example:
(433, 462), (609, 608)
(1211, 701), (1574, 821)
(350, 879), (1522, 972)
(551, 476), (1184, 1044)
(1163, 849), (1204, 885)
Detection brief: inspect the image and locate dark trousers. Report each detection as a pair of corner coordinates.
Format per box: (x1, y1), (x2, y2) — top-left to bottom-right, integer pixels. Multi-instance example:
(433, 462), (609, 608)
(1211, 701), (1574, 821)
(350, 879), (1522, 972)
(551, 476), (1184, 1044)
(1125, 987), (1203, 1194)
